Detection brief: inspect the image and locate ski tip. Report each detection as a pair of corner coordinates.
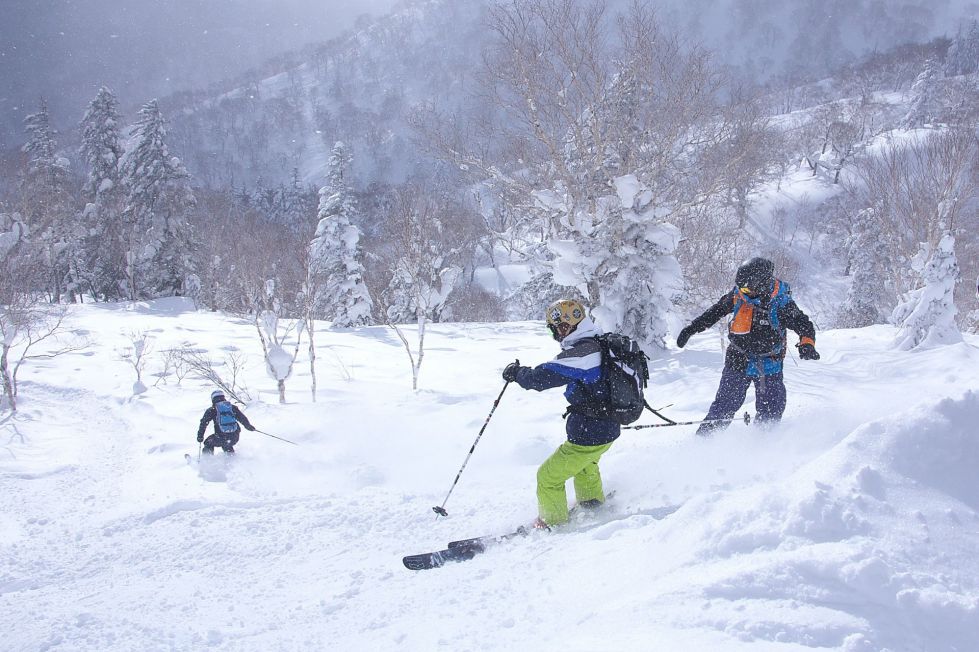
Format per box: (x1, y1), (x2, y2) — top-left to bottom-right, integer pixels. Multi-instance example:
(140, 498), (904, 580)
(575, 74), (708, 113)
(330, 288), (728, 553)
(403, 551), (445, 571)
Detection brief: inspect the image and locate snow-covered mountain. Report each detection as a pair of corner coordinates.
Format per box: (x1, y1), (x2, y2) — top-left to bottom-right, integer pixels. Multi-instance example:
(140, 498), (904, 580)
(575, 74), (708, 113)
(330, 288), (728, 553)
(150, 0), (979, 189)
(153, 0), (490, 189)
(3, 298), (979, 650)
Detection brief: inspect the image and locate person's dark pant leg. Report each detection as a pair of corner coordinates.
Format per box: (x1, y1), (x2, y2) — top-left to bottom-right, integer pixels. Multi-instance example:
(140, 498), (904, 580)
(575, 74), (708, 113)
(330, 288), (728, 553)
(697, 365), (751, 435)
(753, 372), (786, 423)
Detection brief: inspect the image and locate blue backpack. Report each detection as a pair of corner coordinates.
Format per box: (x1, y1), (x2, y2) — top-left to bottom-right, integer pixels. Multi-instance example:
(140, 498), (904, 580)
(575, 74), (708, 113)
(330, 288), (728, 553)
(215, 401), (240, 434)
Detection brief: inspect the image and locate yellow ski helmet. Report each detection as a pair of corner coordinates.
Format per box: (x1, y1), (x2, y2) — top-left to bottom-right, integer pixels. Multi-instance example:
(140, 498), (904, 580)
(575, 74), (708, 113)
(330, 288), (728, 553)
(545, 299), (586, 340)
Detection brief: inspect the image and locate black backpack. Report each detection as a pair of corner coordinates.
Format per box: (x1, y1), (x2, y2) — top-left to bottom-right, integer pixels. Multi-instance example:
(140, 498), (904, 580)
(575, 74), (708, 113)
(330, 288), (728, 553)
(572, 333), (650, 425)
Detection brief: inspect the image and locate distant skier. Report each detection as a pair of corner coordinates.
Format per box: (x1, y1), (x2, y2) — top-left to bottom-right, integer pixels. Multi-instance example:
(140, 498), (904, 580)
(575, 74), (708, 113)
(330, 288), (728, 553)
(501, 299), (621, 529)
(196, 390), (256, 455)
(676, 257), (819, 435)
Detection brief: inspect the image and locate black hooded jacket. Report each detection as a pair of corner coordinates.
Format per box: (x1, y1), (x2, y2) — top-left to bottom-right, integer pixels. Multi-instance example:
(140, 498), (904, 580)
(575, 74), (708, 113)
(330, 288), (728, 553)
(687, 284), (816, 373)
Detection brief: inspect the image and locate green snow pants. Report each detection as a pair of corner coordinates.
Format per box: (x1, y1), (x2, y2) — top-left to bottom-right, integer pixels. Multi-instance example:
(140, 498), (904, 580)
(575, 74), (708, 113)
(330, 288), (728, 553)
(537, 440), (614, 526)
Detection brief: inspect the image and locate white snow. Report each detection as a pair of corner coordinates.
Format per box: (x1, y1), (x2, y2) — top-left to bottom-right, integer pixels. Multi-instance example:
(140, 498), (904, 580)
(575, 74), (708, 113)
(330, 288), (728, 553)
(2, 299), (979, 651)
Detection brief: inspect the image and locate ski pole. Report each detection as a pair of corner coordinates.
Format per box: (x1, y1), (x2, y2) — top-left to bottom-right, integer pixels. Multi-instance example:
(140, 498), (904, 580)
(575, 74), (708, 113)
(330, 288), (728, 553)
(433, 380), (511, 518)
(198, 442), (202, 462)
(625, 411), (752, 430)
(254, 429), (299, 446)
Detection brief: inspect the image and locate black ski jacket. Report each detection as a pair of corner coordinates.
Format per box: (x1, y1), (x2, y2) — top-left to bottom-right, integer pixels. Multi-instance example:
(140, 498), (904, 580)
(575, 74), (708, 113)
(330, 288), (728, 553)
(686, 285), (816, 373)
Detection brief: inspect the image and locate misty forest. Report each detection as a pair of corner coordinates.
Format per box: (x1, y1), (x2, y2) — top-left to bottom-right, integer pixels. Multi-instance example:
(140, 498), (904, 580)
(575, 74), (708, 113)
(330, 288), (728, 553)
(4, 1), (979, 650)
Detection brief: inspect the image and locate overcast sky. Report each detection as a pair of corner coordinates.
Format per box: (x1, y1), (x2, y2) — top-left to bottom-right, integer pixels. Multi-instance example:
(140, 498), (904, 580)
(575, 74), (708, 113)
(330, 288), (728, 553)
(0, 0), (399, 147)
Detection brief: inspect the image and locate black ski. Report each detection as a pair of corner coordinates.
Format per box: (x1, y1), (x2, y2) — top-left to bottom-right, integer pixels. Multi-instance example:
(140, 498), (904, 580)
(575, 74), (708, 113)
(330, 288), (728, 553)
(402, 526), (530, 570)
(403, 497), (682, 571)
(402, 542), (485, 570)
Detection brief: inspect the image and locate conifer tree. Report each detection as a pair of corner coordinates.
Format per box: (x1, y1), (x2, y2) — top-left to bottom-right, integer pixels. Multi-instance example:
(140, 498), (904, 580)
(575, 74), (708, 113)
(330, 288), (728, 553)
(903, 61), (940, 128)
(121, 100), (196, 299)
(79, 87), (126, 300)
(945, 27), (966, 76)
(21, 98), (78, 302)
(308, 142), (372, 327)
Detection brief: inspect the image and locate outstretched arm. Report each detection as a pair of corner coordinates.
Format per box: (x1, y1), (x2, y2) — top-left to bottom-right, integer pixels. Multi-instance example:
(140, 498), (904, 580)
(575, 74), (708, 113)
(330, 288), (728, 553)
(513, 364), (574, 391)
(678, 291), (736, 347)
(689, 291), (737, 332)
(232, 405), (256, 431)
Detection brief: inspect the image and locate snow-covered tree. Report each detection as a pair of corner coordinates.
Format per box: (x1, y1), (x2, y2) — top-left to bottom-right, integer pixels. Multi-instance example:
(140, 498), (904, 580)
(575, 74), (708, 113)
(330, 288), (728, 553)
(278, 168), (317, 233)
(21, 98), (79, 302)
(80, 88), (124, 203)
(892, 234), (962, 350)
(380, 186), (462, 390)
(945, 21), (979, 76)
(23, 100), (67, 189)
(838, 208), (893, 328)
(0, 213), (28, 260)
(551, 175), (683, 353)
(121, 100), (196, 299)
(309, 142), (372, 328)
(255, 279), (305, 404)
(902, 61), (940, 128)
(79, 87), (127, 300)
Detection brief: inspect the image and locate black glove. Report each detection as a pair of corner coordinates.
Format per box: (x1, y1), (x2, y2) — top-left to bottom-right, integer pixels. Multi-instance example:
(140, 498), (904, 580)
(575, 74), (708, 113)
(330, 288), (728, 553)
(246, 425), (256, 432)
(797, 343), (820, 360)
(196, 433), (204, 443)
(676, 325), (696, 349)
(502, 360), (522, 383)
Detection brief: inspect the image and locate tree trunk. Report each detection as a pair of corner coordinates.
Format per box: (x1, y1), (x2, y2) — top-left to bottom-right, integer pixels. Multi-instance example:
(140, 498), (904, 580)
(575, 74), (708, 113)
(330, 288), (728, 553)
(278, 378), (286, 404)
(413, 312), (427, 391)
(308, 317), (317, 402)
(0, 344), (16, 412)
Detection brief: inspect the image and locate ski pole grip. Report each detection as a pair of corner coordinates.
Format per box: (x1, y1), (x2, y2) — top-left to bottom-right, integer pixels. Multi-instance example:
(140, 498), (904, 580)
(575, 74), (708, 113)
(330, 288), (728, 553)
(433, 506), (448, 517)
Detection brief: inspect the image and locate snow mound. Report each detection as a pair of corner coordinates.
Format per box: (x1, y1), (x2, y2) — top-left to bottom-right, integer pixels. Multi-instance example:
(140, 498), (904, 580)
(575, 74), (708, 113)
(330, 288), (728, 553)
(659, 392), (979, 651)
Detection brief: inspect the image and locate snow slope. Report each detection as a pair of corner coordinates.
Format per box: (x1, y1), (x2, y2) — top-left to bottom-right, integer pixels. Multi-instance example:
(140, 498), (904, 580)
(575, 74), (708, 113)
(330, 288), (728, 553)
(2, 299), (978, 651)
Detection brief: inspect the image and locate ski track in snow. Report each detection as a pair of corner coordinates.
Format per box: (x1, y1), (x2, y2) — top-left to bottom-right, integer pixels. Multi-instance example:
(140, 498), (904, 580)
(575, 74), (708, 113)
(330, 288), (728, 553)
(2, 300), (979, 651)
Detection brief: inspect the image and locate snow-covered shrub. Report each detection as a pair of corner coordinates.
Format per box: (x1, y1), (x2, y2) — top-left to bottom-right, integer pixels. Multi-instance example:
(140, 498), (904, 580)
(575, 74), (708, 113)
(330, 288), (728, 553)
(839, 208), (892, 328)
(892, 234), (962, 350)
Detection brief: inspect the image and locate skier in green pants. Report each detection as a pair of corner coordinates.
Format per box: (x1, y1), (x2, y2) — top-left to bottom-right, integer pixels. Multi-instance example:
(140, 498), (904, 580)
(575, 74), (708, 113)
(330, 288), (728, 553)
(502, 299), (620, 528)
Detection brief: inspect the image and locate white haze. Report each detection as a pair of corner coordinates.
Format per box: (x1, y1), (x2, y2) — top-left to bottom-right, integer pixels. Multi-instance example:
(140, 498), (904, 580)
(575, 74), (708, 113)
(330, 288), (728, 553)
(0, 0), (399, 147)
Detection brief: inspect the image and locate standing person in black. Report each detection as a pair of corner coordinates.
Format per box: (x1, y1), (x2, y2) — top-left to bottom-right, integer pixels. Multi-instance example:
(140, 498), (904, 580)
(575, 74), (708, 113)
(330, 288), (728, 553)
(676, 258), (820, 435)
(196, 390), (256, 454)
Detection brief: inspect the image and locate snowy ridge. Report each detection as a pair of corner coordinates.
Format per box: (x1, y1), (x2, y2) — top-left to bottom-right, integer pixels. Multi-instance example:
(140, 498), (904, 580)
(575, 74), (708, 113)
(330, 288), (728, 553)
(2, 300), (978, 650)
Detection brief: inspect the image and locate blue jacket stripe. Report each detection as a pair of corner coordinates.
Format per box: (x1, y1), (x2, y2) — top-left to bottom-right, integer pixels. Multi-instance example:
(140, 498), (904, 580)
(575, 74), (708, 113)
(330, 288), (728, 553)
(541, 360), (601, 384)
